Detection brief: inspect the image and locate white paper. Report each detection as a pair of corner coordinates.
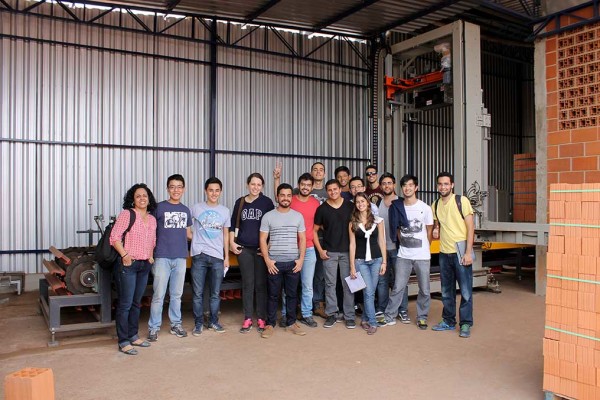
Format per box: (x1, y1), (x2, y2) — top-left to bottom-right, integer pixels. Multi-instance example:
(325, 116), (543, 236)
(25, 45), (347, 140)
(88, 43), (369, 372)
(224, 267), (229, 277)
(345, 271), (367, 293)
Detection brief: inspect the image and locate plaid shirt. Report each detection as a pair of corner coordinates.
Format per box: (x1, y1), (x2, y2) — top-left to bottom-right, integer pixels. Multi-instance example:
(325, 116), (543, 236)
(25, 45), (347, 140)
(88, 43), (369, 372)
(110, 209), (157, 260)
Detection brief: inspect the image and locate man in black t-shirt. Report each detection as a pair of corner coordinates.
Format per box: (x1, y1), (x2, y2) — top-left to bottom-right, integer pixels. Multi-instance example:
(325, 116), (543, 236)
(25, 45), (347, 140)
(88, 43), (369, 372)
(313, 179), (356, 329)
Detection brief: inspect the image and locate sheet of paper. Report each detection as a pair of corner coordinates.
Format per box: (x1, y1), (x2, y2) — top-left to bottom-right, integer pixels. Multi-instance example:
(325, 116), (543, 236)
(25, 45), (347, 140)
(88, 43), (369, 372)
(345, 271), (367, 293)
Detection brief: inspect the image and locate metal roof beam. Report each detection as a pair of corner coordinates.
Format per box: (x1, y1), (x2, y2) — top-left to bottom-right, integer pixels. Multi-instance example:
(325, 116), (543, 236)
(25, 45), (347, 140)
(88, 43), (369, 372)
(313, 0), (381, 31)
(166, 0), (181, 11)
(368, 0), (464, 37)
(479, 0), (536, 21)
(245, 0), (281, 22)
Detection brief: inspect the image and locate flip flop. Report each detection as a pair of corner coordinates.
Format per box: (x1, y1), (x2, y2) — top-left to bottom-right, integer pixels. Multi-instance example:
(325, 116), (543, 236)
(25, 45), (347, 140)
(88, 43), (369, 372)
(119, 345), (138, 355)
(131, 339), (151, 347)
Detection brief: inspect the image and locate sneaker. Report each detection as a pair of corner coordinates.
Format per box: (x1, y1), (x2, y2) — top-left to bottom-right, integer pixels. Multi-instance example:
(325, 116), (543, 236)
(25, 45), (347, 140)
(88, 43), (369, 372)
(170, 324), (187, 338)
(278, 317), (287, 328)
(361, 321), (370, 331)
(299, 316), (318, 328)
(375, 311), (383, 318)
(261, 325), (274, 339)
(287, 322), (307, 336)
(398, 310), (411, 324)
(459, 324), (471, 338)
(417, 319), (428, 330)
(257, 319), (266, 333)
(239, 318), (253, 334)
(367, 325), (377, 335)
(323, 315), (337, 328)
(147, 329), (158, 342)
(209, 323), (226, 333)
(378, 317), (396, 327)
(432, 320), (456, 331)
(192, 325), (203, 336)
(345, 319), (356, 329)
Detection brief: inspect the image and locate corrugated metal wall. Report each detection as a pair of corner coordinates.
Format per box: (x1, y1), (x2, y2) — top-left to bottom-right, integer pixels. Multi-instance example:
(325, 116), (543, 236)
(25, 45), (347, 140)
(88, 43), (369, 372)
(0, 3), (370, 273)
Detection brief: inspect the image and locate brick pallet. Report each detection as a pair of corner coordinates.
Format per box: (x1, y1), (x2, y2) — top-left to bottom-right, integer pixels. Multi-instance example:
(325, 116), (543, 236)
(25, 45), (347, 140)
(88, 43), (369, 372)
(543, 183), (600, 399)
(513, 153), (536, 222)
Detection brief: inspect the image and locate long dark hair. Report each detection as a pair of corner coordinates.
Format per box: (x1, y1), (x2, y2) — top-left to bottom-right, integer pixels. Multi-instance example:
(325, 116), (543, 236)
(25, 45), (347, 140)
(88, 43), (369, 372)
(122, 183), (157, 212)
(351, 192), (374, 231)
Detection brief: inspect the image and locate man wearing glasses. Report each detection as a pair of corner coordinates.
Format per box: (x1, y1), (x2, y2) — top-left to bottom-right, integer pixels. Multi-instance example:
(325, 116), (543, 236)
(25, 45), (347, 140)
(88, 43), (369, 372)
(365, 165), (384, 205)
(148, 174), (193, 342)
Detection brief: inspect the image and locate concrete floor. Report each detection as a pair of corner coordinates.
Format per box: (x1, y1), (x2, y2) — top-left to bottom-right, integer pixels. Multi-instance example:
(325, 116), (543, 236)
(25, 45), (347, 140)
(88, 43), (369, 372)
(0, 269), (545, 400)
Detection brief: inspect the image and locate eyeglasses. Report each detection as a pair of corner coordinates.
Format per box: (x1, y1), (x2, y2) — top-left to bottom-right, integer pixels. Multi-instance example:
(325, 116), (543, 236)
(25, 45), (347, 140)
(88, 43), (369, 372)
(168, 185), (184, 190)
(365, 172), (377, 176)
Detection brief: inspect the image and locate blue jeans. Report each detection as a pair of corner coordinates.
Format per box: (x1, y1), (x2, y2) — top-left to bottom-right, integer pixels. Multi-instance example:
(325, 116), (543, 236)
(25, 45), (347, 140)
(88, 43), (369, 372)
(191, 253), (224, 327)
(439, 252), (473, 326)
(376, 248), (407, 313)
(356, 258), (382, 326)
(115, 259), (151, 347)
(312, 251), (325, 305)
(148, 258), (187, 331)
(267, 261), (300, 327)
(300, 247), (317, 318)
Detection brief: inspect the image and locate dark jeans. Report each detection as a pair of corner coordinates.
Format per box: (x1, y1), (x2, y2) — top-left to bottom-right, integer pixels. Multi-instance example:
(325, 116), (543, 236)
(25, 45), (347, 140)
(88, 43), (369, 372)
(439, 252), (473, 327)
(312, 253), (325, 305)
(267, 261), (299, 327)
(115, 259), (151, 347)
(238, 247), (268, 320)
(191, 253), (224, 327)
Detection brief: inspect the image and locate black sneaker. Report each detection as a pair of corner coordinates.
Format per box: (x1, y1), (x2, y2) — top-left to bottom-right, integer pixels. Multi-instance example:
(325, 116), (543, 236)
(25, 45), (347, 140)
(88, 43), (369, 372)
(170, 324), (187, 338)
(147, 329), (158, 342)
(417, 319), (428, 330)
(299, 316), (318, 328)
(398, 310), (411, 324)
(323, 315), (337, 328)
(345, 319), (356, 329)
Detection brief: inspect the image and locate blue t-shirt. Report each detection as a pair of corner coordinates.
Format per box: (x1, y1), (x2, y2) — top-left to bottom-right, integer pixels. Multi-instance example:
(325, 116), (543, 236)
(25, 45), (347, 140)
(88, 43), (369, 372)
(154, 201), (192, 259)
(190, 202), (231, 260)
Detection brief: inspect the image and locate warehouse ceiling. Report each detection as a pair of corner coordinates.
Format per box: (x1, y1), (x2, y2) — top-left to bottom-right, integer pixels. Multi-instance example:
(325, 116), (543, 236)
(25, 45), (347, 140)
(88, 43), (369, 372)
(86, 0), (541, 41)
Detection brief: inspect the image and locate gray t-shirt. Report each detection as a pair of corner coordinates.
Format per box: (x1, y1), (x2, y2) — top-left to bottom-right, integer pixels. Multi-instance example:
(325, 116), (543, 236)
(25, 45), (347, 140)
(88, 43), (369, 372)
(378, 195), (398, 250)
(292, 187), (327, 204)
(190, 202), (231, 260)
(260, 209), (305, 262)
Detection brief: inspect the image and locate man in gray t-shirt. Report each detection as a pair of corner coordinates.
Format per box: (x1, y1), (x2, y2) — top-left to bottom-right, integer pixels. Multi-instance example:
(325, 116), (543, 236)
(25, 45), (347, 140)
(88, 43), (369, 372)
(259, 184), (307, 338)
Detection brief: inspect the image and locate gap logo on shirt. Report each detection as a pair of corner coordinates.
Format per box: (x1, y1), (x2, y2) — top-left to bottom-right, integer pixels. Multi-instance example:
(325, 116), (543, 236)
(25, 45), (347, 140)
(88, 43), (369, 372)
(242, 208), (262, 221)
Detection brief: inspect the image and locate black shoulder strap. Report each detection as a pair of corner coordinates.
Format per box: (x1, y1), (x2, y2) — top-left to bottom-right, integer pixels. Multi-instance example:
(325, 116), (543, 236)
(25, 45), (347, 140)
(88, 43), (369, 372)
(455, 194), (465, 220)
(122, 209), (136, 245)
(434, 199), (439, 222)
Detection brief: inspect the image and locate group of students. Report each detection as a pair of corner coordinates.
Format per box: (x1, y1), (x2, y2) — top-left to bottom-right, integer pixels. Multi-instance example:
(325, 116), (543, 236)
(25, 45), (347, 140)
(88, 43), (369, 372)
(108, 163), (475, 355)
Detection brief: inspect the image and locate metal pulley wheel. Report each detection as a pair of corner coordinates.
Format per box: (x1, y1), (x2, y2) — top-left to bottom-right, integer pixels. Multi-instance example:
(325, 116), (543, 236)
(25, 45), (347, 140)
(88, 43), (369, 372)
(65, 255), (97, 294)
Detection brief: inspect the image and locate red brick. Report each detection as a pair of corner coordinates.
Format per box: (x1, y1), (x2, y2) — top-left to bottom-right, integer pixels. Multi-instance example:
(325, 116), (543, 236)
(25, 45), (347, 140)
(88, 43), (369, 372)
(585, 141), (600, 156)
(549, 158), (571, 172)
(546, 37), (557, 52)
(585, 170), (600, 183)
(548, 145), (559, 159)
(548, 119), (558, 133)
(547, 78), (557, 92)
(546, 51), (557, 67)
(573, 6), (594, 18)
(548, 91), (558, 107)
(573, 156), (598, 171)
(572, 127), (598, 143)
(547, 64), (557, 80)
(560, 143), (585, 157)
(549, 131), (571, 145)
(548, 172), (559, 185)
(560, 171), (585, 184)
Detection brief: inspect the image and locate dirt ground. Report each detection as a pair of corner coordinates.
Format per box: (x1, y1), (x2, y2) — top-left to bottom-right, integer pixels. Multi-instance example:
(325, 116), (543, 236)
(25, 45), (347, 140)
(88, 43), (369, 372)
(0, 270), (545, 400)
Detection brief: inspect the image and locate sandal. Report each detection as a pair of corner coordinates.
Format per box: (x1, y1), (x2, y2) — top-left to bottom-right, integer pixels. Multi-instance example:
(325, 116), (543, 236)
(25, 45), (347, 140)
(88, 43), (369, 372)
(119, 345), (138, 355)
(131, 339), (151, 347)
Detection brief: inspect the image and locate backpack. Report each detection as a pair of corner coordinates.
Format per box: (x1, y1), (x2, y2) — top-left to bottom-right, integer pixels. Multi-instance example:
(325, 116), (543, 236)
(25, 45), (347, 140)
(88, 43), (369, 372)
(433, 194), (465, 225)
(95, 209), (136, 270)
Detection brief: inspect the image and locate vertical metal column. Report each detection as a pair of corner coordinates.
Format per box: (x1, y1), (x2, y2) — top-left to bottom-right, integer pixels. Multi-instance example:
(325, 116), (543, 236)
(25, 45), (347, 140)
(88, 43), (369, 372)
(209, 18), (218, 177)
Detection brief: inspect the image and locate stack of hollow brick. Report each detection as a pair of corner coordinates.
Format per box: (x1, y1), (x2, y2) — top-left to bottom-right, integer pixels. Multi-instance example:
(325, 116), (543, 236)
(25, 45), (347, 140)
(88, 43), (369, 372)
(543, 183), (600, 399)
(513, 153), (536, 222)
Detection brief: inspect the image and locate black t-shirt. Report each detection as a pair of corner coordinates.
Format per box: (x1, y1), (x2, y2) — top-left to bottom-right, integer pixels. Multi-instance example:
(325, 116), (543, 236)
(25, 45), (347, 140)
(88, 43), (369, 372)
(314, 199), (354, 252)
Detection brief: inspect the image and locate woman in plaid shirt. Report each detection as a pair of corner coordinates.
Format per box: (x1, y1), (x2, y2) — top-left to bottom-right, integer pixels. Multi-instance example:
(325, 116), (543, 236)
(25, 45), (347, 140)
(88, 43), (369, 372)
(110, 183), (157, 355)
